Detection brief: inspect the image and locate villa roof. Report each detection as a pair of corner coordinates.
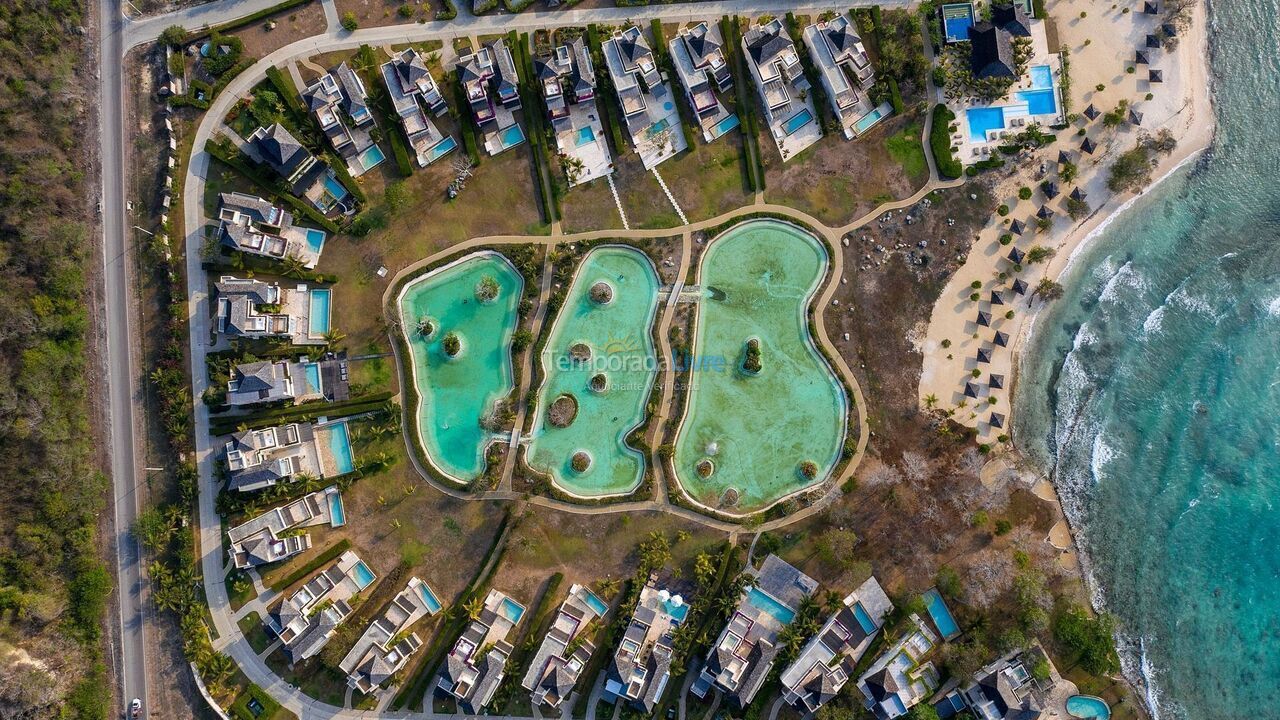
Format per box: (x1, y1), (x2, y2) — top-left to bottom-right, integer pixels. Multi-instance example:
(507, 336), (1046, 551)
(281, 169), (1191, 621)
(1149, 68), (1164, 82)
(989, 412), (1005, 428)
(745, 22), (794, 66)
(1081, 137), (1097, 154)
(993, 331), (1009, 347)
(684, 21), (722, 62)
(232, 361), (284, 394)
(992, 2), (1032, 36)
(969, 23), (1017, 79)
(1010, 219), (1026, 234)
(976, 310), (992, 327)
(1083, 103), (1099, 120)
(864, 668), (901, 701)
(251, 124), (315, 179)
(990, 290), (1005, 305)
(1012, 278), (1029, 295)
(989, 373), (1005, 389)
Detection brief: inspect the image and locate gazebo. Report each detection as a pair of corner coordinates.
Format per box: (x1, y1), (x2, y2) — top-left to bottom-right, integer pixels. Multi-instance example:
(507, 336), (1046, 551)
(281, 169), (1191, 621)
(1135, 49), (1149, 64)
(989, 412), (1006, 429)
(1011, 278), (1029, 296)
(1010, 219), (1026, 235)
(976, 310), (992, 327)
(1037, 205), (1054, 219)
(1083, 104), (1100, 121)
(993, 330), (1009, 347)
(1143, 1), (1159, 14)
(1070, 187), (1088, 202)
(1042, 181), (1060, 199)
(1150, 69), (1164, 83)
(964, 382), (979, 398)
(990, 290), (1004, 305)
(1081, 137), (1097, 154)
(976, 347), (993, 364)
(1007, 247), (1026, 264)
(1057, 149), (1072, 165)
(1129, 107), (1145, 125)
(1146, 34), (1162, 48)
(989, 373), (1005, 389)
(1162, 22), (1178, 36)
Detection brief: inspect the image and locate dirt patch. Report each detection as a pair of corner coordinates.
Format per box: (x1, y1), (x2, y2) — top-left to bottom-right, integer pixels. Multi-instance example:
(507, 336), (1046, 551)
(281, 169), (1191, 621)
(229, 2), (328, 59)
(336, 0), (444, 28)
(560, 173), (625, 233)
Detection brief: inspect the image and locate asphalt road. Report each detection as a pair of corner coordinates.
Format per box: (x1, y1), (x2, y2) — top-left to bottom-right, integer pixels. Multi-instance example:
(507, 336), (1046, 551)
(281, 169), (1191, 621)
(99, 0), (149, 715)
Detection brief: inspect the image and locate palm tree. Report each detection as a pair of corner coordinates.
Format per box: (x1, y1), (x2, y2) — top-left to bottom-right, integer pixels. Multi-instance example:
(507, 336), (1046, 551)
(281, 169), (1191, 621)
(281, 254), (307, 278)
(461, 596), (484, 620)
(323, 327), (347, 347)
(924, 394), (938, 409)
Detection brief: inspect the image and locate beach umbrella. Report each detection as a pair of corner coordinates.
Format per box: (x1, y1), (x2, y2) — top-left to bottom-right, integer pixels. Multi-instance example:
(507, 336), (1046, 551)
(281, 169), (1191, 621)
(976, 347), (993, 364)
(1135, 49), (1149, 64)
(1143, 1), (1158, 14)
(1083, 104), (1100, 120)
(1081, 137), (1097, 154)
(1149, 69), (1164, 83)
(1007, 247), (1026, 264)
(1037, 205), (1054, 219)
(990, 290), (1005, 306)
(989, 373), (1005, 389)
(1042, 181), (1060, 199)
(1146, 34), (1161, 48)
(1010, 219), (1027, 235)
(1012, 278), (1029, 296)
(1057, 149), (1072, 165)
(976, 310), (992, 327)
(989, 412), (1006, 429)
(1070, 187), (1088, 202)
(964, 382), (979, 398)
(1129, 107), (1145, 125)
(1162, 22), (1178, 36)
(993, 330), (1009, 347)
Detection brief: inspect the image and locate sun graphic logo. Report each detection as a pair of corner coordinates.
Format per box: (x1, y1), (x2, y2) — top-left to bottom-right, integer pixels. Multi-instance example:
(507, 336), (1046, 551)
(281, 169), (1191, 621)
(601, 332), (641, 355)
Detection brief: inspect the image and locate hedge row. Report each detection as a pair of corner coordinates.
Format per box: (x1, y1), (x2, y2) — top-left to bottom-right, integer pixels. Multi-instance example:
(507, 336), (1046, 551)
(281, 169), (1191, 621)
(265, 64), (305, 117)
(512, 31), (558, 223)
(208, 391), (394, 436)
(929, 103), (963, 179)
(587, 25), (629, 156)
(268, 539), (352, 592)
(721, 16), (765, 191)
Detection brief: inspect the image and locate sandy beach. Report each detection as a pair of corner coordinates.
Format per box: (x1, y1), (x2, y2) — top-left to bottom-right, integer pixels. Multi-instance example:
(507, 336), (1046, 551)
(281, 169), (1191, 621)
(917, 0), (1215, 443)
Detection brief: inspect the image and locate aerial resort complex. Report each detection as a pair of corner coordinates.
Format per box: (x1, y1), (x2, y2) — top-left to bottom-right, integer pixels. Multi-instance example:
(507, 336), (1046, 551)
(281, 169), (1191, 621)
(66, 0), (1218, 715)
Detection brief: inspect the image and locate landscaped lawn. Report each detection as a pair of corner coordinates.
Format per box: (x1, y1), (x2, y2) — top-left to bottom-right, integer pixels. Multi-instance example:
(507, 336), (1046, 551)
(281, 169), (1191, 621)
(884, 120), (929, 183)
(237, 611), (274, 655)
(657, 133), (752, 222)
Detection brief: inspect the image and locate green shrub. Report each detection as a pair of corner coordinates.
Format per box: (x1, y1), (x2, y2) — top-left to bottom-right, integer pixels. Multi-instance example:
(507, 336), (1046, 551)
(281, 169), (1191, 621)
(1053, 605), (1120, 675)
(997, 204), (1009, 216)
(340, 11), (358, 30)
(928, 104), (962, 179)
(1018, 186), (1032, 200)
(269, 539), (352, 592)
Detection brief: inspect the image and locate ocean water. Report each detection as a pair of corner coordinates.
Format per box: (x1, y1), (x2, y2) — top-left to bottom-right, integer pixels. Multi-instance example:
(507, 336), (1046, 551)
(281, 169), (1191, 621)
(1014, 2), (1280, 718)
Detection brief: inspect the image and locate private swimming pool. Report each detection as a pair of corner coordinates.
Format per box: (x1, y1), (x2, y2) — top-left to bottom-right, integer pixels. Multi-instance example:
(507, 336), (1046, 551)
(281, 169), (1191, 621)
(302, 362), (323, 395)
(304, 228), (326, 255)
(322, 175), (348, 205)
(942, 2), (976, 42)
(783, 108), (814, 135)
(575, 125), (597, 147)
(419, 583), (443, 614)
(321, 421), (355, 475)
(853, 102), (893, 135)
(582, 589), (608, 616)
(327, 490), (346, 527)
(1066, 695), (1111, 720)
(308, 288), (331, 336)
(923, 588), (961, 639)
(355, 144), (386, 174)
(397, 253), (523, 482)
(352, 560), (376, 590)
(747, 586), (796, 625)
(500, 597), (525, 623)
(425, 136), (458, 164)
(498, 123), (526, 150)
(710, 113), (741, 139)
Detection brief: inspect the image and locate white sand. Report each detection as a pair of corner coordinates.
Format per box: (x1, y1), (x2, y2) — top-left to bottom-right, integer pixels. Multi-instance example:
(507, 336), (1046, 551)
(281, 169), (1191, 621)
(918, 0), (1214, 443)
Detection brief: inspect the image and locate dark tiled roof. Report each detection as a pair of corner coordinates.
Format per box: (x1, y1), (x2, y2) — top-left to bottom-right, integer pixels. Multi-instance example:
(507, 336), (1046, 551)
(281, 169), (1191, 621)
(970, 23), (1016, 79)
(992, 3), (1032, 36)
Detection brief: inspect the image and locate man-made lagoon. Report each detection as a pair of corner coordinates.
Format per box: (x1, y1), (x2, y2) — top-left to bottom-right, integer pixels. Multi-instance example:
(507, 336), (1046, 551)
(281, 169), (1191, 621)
(673, 220), (847, 511)
(398, 252), (523, 482)
(526, 246), (660, 497)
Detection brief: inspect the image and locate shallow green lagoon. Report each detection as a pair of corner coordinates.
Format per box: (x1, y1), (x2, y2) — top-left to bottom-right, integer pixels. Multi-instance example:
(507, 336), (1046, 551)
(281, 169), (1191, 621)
(399, 253), (523, 481)
(527, 246), (660, 496)
(673, 220), (847, 510)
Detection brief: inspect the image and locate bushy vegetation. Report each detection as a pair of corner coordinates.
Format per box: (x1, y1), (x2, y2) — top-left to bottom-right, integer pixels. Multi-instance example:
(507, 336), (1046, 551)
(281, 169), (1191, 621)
(1108, 129), (1178, 193)
(929, 104), (963, 178)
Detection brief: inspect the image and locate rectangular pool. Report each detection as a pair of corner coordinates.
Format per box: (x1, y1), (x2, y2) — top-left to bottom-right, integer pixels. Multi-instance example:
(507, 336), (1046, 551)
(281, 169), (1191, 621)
(353, 560), (376, 590)
(923, 588), (961, 639)
(852, 601), (878, 634)
(327, 491), (346, 527)
(304, 228), (326, 255)
(302, 361), (323, 395)
(1029, 64), (1054, 90)
(323, 174), (349, 203)
(854, 102), (893, 135)
(582, 588), (608, 616)
(1017, 88), (1058, 116)
(967, 106), (1006, 141)
(575, 125), (597, 148)
(356, 144), (386, 173)
(747, 586), (796, 625)
(500, 596), (525, 623)
(663, 598), (690, 623)
(425, 135), (457, 164)
(710, 113), (740, 139)
(308, 288), (331, 336)
(782, 108), (814, 136)
(324, 421), (355, 475)
(498, 123), (526, 150)
(942, 3), (976, 42)
(419, 583), (443, 614)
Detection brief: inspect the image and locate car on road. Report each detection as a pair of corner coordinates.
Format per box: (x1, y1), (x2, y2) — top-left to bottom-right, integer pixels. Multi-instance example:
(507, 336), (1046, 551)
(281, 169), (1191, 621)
(129, 698), (141, 718)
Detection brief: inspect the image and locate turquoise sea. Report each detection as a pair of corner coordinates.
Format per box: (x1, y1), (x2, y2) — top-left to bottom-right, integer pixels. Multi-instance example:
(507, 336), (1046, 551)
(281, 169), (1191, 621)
(1015, 1), (1280, 718)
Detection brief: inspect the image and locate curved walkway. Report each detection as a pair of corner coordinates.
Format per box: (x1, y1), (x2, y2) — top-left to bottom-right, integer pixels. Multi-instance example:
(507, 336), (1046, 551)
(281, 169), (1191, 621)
(175, 9), (964, 719)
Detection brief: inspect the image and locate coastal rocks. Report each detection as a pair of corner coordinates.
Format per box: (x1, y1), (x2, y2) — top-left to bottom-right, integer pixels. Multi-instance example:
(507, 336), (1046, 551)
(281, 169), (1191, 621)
(589, 281), (614, 305)
(548, 393), (578, 428)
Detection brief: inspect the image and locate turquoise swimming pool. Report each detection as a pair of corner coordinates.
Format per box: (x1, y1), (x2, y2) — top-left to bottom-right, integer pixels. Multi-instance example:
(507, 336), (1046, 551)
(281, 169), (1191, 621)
(644, 117), (671, 139)
(1016, 88), (1059, 116)
(308, 288), (331, 336)
(356, 144), (386, 173)
(967, 106), (1006, 141)
(323, 421), (355, 475)
(854, 103), (892, 135)
(582, 588), (608, 616)
(426, 136), (458, 164)
(322, 174), (348, 204)
(923, 588), (961, 639)
(353, 560), (376, 590)
(663, 599), (690, 623)
(500, 597), (525, 623)
(302, 362), (322, 395)
(398, 253), (523, 482)
(327, 491), (345, 527)
(575, 125), (597, 147)
(498, 123), (526, 150)
(304, 228), (326, 254)
(526, 246), (660, 498)
(747, 586), (796, 625)
(852, 601), (878, 634)
(419, 583), (443, 613)
(783, 108), (814, 135)
(1029, 63), (1054, 89)
(710, 113), (741, 139)
(1066, 695), (1111, 720)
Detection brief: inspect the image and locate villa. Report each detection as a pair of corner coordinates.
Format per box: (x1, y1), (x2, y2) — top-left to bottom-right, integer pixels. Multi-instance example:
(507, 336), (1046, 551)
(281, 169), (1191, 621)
(217, 192), (325, 269)
(742, 18), (822, 159)
(603, 579), (691, 713)
(264, 549), (377, 662)
(534, 37), (613, 186)
(803, 16), (889, 139)
(931, 642), (1062, 720)
(779, 576), (894, 713)
(226, 485), (343, 568)
(436, 589), (527, 713)
(856, 614), (941, 719)
(302, 62), (385, 176)
(521, 584), (607, 709)
(669, 22), (739, 143)
(246, 123), (344, 211)
(225, 357), (351, 407)
(380, 48), (458, 167)
(455, 40), (527, 156)
(692, 555), (819, 707)
(213, 276), (330, 345)
(603, 25), (689, 168)
(339, 577), (443, 695)
(223, 422), (322, 492)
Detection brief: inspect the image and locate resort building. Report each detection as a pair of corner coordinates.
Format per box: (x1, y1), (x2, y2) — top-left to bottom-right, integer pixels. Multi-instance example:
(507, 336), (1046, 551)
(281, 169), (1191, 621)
(217, 192), (325, 269)
(455, 40), (527, 156)
(380, 49), (458, 167)
(264, 549), (377, 662)
(856, 614), (941, 719)
(603, 579), (691, 713)
(226, 486), (344, 569)
(521, 584), (608, 709)
(225, 357), (351, 407)
(223, 422), (322, 492)
(436, 589), (527, 713)
(780, 576), (894, 713)
(214, 276), (331, 346)
(339, 577), (444, 695)
(932, 642), (1062, 720)
(246, 123), (346, 211)
(603, 25), (688, 169)
(803, 16), (889, 139)
(669, 22), (740, 143)
(741, 18), (822, 159)
(692, 555), (819, 707)
(302, 62), (385, 176)
(534, 37), (614, 186)
(969, 4), (1032, 79)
